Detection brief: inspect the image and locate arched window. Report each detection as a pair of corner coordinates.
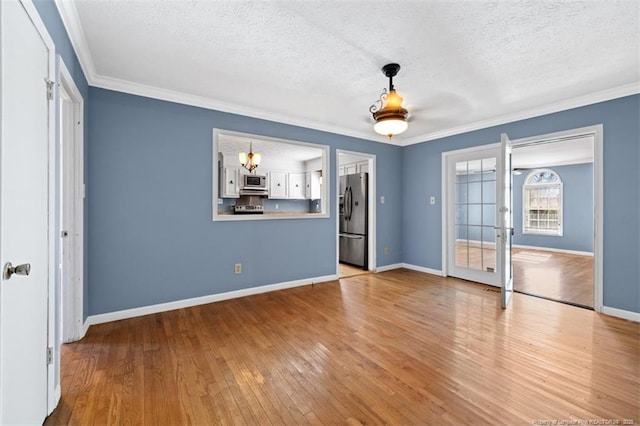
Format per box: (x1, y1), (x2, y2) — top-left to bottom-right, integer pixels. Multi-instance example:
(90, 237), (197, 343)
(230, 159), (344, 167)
(523, 169), (563, 236)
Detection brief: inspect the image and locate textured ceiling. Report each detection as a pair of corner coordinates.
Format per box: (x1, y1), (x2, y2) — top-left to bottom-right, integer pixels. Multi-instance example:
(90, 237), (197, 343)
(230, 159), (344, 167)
(56, 0), (639, 145)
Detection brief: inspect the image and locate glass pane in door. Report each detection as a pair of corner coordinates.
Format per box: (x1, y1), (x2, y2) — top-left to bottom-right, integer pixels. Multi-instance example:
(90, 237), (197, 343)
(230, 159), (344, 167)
(454, 158), (497, 272)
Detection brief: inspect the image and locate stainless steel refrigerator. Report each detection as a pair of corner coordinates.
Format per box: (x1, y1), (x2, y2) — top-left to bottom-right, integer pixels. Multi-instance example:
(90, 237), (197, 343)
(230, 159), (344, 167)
(339, 172), (368, 268)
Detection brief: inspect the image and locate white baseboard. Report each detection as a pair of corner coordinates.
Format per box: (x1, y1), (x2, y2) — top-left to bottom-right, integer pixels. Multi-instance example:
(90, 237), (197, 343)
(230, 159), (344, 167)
(375, 263), (403, 273)
(374, 262), (443, 276)
(81, 318), (90, 338)
(601, 306), (640, 322)
(513, 244), (593, 257)
(401, 263), (444, 276)
(86, 274), (337, 327)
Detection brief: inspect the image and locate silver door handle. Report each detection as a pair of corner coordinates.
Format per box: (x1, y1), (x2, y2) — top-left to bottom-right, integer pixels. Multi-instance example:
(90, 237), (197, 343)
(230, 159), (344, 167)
(339, 234), (363, 239)
(3, 262), (31, 280)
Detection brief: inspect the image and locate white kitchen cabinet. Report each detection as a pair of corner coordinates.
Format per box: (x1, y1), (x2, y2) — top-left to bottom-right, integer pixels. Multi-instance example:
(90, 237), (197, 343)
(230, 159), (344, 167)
(339, 161), (369, 176)
(288, 172), (306, 199)
(345, 163), (358, 175)
(307, 171), (321, 199)
(305, 172), (311, 198)
(269, 171), (288, 199)
(220, 167), (239, 198)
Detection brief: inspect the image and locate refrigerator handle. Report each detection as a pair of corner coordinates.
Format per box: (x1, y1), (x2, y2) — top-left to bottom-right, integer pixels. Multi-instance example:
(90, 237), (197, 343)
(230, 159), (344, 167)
(350, 186), (354, 220)
(344, 186), (349, 221)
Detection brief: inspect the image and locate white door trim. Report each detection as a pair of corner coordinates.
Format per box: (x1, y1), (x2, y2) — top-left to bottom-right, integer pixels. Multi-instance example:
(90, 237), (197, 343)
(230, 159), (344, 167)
(58, 57), (84, 344)
(39, 0), (58, 414)
(441, 125), (602, 312)
(508, 125), (603, 312)
(441, 143), (500, 283)
(336, 150), (376, 274)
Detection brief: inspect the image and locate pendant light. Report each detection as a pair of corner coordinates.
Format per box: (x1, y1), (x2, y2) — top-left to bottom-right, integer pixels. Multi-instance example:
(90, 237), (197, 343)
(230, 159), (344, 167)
(239, 141), (261, 173)
(369, 63), (409, 139)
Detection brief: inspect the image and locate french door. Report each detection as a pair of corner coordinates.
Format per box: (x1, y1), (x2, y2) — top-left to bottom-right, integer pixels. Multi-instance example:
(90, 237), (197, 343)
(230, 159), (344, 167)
(497, 133), (514, 307)
(445, 134), (514, 307)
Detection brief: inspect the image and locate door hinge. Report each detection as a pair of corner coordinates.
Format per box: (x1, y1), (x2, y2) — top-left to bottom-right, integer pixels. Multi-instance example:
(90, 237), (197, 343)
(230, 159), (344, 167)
(45, 79), (54, 100)
(47, 347), (53, 365)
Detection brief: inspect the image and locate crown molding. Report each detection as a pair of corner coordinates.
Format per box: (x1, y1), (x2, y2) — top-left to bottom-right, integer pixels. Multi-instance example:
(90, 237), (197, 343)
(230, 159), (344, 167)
(402, 82), (640, 146)
(90, 73), (384, 143)
(54, 0), (97, 81)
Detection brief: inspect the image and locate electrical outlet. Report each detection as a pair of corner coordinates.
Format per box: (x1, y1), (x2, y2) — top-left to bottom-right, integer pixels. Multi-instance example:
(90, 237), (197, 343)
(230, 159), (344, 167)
(380, 196), (385, 204)
(218, 198), (223, 205)
(275, 203), (279, 209)
(430, 196), (436, 205)
(234, 263), (242, 274)
(384, 247), (390, 255)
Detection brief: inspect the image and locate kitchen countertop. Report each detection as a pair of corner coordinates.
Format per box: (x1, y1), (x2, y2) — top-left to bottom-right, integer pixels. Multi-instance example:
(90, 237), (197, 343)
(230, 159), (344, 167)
(218, 211), (323, 216)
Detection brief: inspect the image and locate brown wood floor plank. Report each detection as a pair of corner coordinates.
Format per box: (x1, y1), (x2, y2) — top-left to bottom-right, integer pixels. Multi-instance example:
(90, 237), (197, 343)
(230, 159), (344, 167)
(45, 269), (639, 425)
(512, 248), (594, 307)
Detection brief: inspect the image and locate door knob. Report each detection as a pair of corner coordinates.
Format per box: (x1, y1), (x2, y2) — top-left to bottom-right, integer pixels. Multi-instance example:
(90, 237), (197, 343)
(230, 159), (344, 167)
(3, 262), (31, 280)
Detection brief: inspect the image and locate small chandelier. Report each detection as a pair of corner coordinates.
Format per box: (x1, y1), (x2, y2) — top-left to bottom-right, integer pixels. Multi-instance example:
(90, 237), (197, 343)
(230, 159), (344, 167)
(239, 142), (261, 173)
(369, 63), (409, 139)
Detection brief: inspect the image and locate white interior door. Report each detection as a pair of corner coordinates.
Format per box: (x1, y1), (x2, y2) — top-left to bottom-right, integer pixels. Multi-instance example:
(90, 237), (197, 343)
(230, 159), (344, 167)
(0, 0), (54, 423)
(59, 66), (84, 343)
(60, 95), (75, 342)
(497, 133), (514, 308)
(446, 146), (500, 286)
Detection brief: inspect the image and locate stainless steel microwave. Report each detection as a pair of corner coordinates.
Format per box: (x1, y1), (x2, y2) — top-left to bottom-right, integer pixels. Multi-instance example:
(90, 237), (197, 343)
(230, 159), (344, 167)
(243, 174), (267, 189)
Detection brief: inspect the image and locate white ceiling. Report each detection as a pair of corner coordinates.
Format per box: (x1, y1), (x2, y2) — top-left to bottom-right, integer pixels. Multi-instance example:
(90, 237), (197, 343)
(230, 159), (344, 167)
(512, 136), (593, 169)
(55, 1), (639, 145)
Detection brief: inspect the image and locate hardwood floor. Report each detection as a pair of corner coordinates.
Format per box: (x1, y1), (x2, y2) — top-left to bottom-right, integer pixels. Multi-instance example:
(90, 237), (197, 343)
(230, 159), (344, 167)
(338, 262), (368, 278)
(456, 242), (594, 308)
(513, 248), (594, 307)
(46, 270), (639, 425)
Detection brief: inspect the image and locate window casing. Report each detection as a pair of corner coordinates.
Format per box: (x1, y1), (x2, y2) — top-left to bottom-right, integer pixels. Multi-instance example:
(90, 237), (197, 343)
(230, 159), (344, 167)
(523, 169), (563, 236)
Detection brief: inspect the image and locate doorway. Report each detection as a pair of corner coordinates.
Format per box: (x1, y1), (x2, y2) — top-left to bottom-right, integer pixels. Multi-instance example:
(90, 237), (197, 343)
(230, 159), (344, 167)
(442, 126), (603, 312)
(336, 150), (376, 278)
(511, 133), (596, 309)
(58, 59), (85, 342)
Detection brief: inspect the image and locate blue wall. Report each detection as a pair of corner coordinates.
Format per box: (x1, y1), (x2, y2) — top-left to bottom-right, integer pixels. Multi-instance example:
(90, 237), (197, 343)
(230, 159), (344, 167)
(403, 94), (640, 313)
(513, 163), (593, 252)
(88, 88), (402, 315)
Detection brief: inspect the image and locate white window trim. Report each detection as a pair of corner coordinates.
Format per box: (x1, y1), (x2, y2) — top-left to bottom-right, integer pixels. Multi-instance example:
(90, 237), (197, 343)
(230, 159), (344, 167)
(522, 169), (563, 237)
